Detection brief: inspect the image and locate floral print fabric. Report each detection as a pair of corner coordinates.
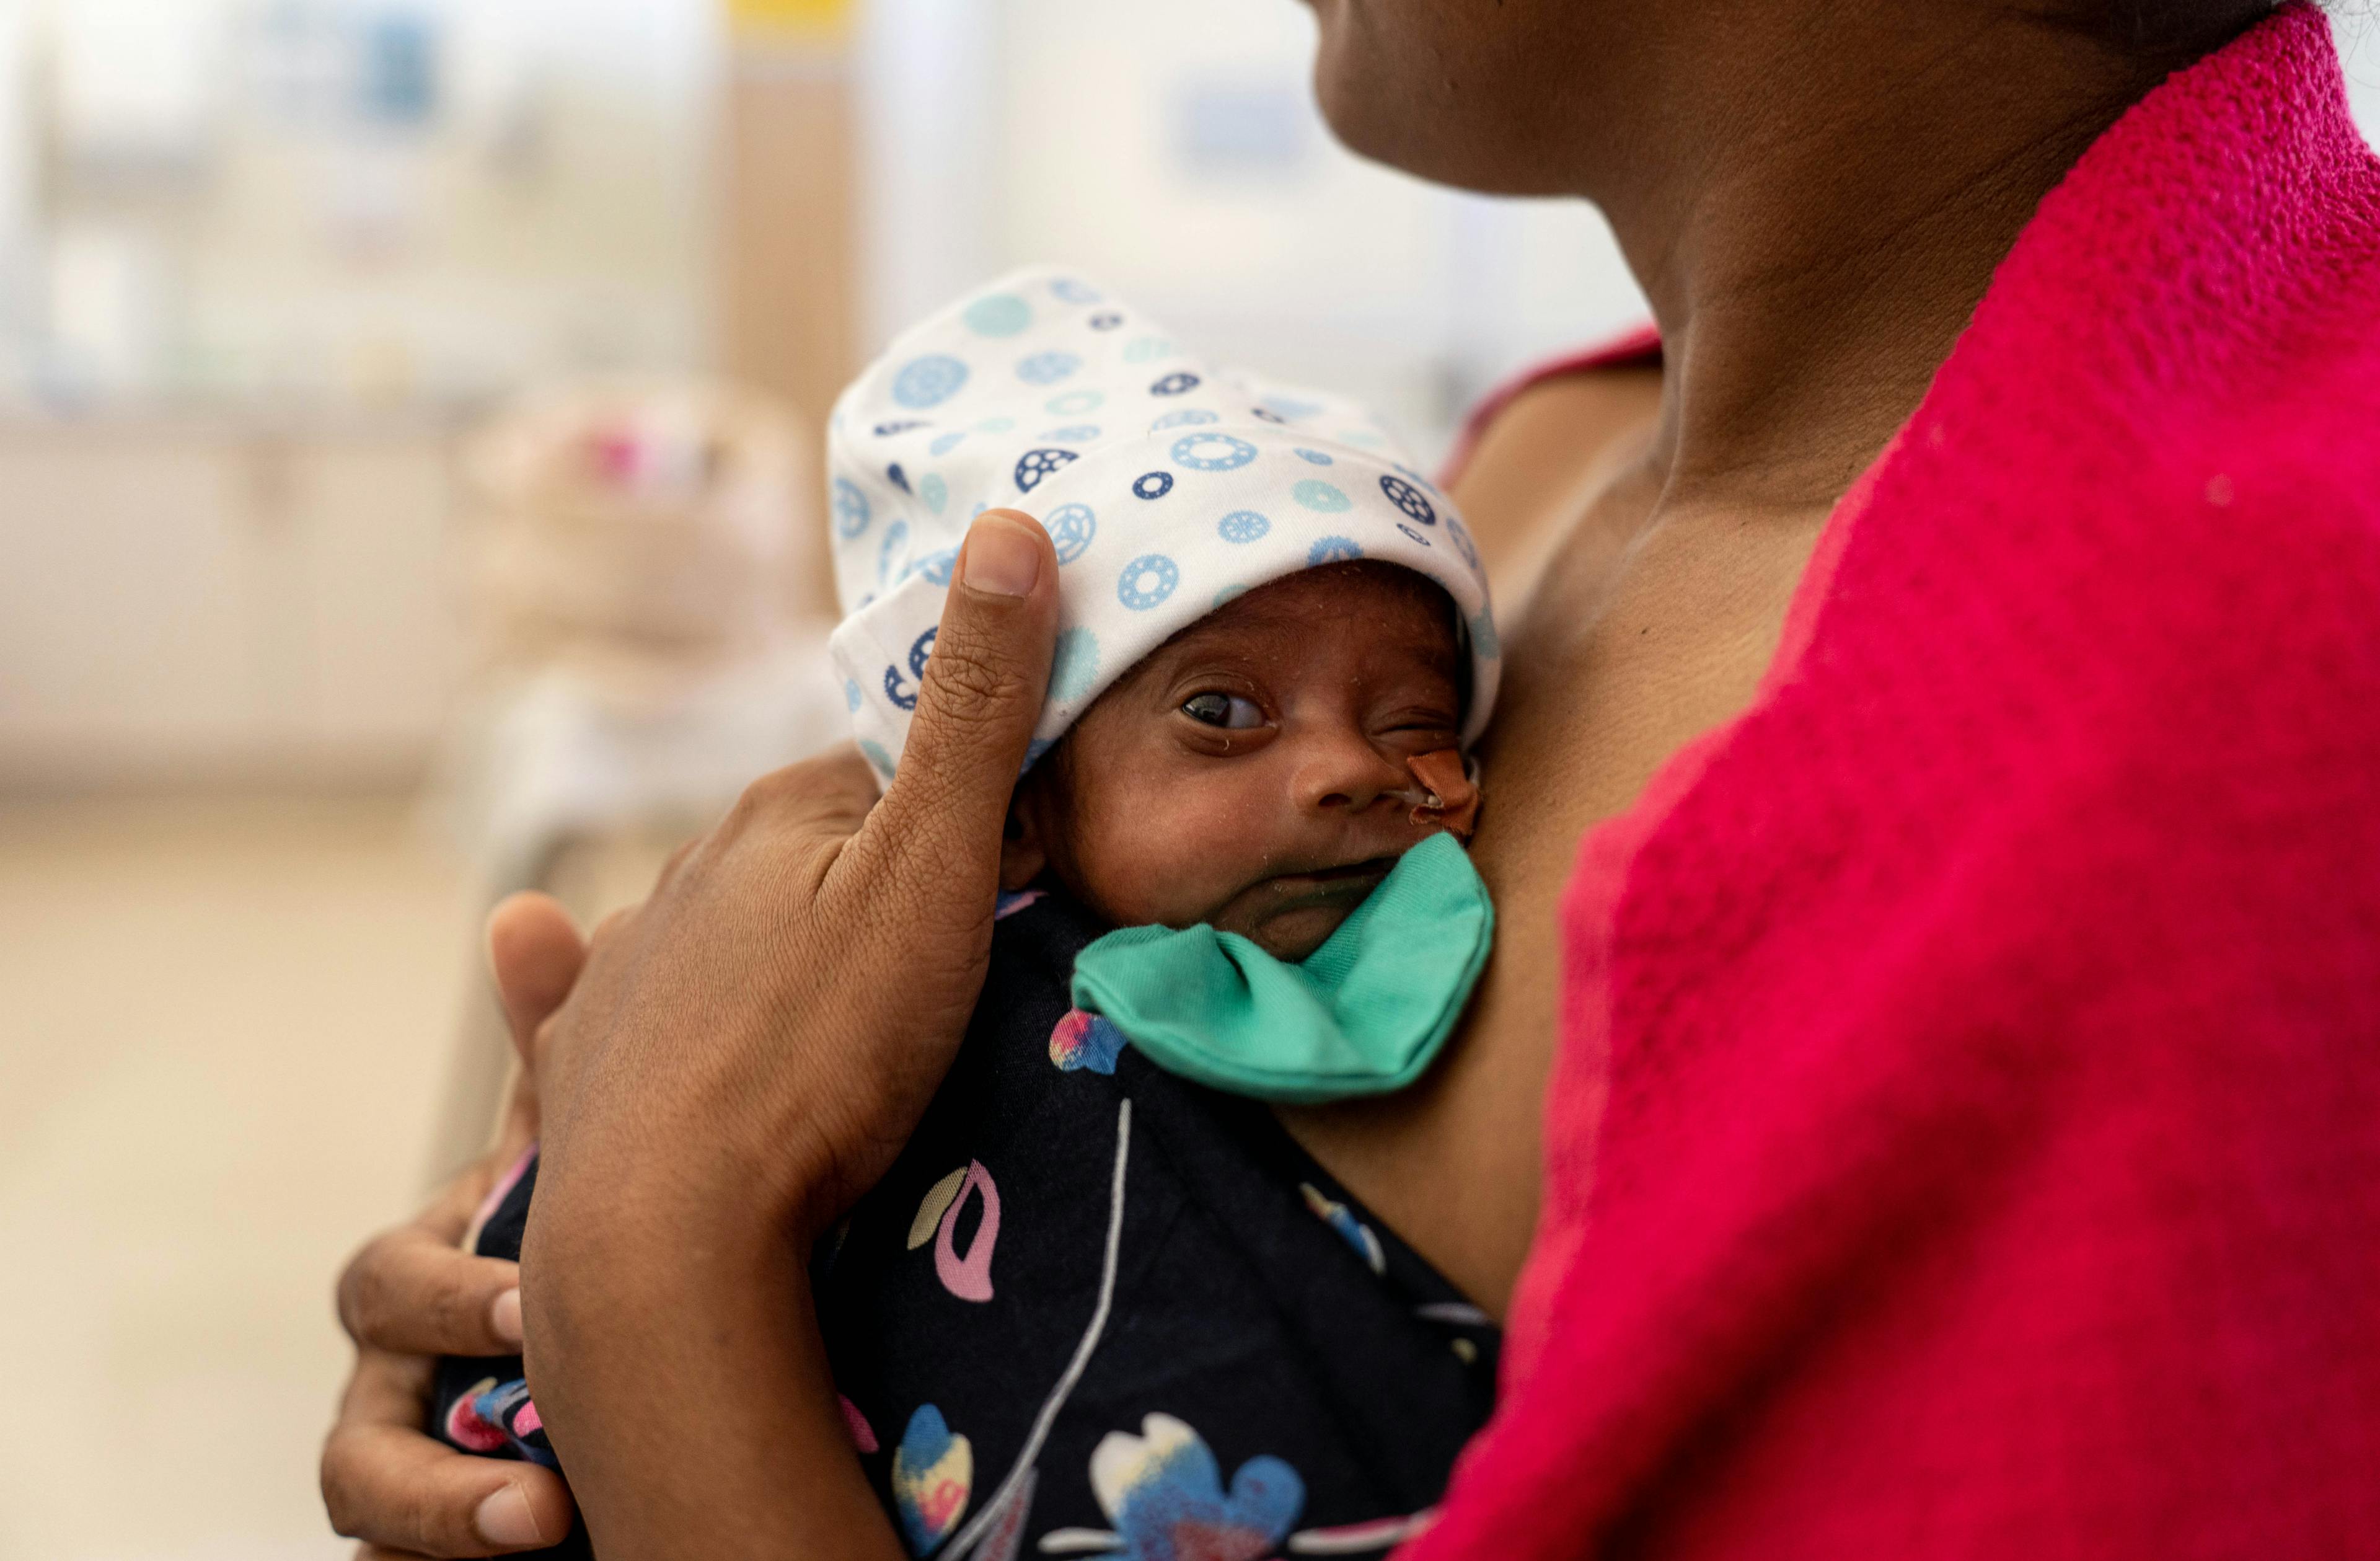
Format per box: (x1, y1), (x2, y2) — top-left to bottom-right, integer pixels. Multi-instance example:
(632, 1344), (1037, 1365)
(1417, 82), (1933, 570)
(818, 891), (1497, 1560)
(429, 890), (1496, 1560)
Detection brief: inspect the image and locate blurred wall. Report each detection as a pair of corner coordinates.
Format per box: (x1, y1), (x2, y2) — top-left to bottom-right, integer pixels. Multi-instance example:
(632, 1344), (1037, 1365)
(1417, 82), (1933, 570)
(0, 0), (718, 410)
(0, 0), (2373, 792)
(859, 0), (1652, 461)
(0, 0), (726, 790)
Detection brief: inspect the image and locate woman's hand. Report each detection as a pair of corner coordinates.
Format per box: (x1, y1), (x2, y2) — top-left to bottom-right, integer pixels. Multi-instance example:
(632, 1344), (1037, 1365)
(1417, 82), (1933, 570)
(516, 510), (1061, 1557)
(321, 896), (590, 1557)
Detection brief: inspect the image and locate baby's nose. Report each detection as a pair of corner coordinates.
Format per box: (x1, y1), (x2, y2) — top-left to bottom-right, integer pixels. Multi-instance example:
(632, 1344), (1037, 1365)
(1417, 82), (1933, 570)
(1290, 730), (1410, 815)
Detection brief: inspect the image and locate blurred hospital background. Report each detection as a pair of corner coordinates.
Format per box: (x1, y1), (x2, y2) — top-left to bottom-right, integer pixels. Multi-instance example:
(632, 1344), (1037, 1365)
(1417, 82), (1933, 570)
(0, 2), (2372, 1555)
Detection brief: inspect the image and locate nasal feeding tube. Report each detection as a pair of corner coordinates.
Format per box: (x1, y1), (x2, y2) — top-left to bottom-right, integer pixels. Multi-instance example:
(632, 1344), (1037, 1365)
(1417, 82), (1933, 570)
(1399, 749), (1481, 840)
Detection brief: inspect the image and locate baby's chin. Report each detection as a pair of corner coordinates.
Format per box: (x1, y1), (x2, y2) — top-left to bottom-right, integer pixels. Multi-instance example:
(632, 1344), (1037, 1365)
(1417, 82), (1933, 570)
(1207, 861), (1396, 962)
(1228, 901), (1359, 963)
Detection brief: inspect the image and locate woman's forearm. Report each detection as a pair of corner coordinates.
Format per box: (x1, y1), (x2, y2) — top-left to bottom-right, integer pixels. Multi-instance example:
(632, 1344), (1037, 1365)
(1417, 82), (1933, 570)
(526, 1204), (902, 1560)
(505, 515), (1062, 1557)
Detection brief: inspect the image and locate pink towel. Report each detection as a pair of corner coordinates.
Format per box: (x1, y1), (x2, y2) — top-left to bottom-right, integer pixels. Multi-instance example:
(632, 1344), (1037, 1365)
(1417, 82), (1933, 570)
(1412, 7), (2380, 1557)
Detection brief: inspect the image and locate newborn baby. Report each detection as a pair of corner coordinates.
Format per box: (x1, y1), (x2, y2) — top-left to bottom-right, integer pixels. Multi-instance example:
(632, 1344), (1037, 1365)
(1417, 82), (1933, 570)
(1007, 558), (1470, 962)
(434, 270), (1502, 1561)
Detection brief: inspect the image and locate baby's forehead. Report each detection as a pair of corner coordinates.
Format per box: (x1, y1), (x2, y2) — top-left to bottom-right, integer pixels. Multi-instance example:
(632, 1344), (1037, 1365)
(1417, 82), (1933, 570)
(1141, 562), (1461, 672)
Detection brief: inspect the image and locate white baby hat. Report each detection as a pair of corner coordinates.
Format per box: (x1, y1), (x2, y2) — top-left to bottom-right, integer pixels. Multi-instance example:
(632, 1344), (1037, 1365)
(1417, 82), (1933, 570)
(825, 266), (1501, 784)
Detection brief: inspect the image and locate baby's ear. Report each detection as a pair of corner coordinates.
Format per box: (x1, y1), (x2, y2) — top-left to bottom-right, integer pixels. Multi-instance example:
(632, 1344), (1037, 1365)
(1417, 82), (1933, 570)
(998, 798), (1051, 892)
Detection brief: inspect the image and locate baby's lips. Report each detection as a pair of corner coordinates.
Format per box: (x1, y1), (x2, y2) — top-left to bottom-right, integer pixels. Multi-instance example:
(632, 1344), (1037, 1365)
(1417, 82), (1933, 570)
(1406, 749), (1481, 840)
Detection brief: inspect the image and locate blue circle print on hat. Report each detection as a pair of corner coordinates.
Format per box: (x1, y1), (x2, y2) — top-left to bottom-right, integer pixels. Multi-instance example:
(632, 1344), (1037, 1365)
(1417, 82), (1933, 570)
(1016, 351), (1081, 385)
(1133, 471), (1175, 500)
(1217, 510), (1271, 544)
(1148, 371), (1201, 397)
(833, 478), (871, 539)
(1117, 554), (1180, 610)
(1152, 409), (1218, 431)
(1292, 480), (1352, 513)
(1380, 474), (1437, 526)
(1446, 515), (1480, 568)
(965, 293), (1033, 337)
(892, 355), (968, 409)
(1308, 536), (1364, 565)
(1044, 502), (1097, 564)
(883, 624), (937, 712)
(1170, 433), (1258, 473)
(1015, 447), (1080, 492)
(1468, 606), (1501, 660)
(1048, 627), (1100, 703)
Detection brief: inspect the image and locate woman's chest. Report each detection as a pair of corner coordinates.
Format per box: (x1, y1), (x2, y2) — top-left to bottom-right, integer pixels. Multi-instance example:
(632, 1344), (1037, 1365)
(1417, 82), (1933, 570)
(1280, 448), (1831, 1314)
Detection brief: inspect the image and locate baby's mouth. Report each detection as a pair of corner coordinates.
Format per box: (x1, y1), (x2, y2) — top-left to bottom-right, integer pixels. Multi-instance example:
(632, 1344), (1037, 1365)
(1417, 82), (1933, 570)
(1248, 855), (1398, 906)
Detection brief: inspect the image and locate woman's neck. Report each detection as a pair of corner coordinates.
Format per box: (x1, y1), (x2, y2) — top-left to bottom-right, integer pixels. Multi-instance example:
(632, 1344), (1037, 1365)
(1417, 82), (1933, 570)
(1586, 6), (2242, 516)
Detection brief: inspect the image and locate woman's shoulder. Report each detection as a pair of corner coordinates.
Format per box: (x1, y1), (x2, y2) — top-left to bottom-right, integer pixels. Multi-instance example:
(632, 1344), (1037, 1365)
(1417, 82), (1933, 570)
(1438, 330), (1665, 585)
(1438, 327), (1664, 493)
(2091, 310), (2380, 637)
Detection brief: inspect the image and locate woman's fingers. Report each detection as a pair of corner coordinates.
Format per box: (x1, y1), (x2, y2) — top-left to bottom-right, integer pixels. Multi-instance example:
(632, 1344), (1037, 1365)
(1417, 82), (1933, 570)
(858, 510), (1059, 895)
(338, 1219), (526, 1358)
(324, 1350), (576, 1557)
(320, 906), (592, 1557)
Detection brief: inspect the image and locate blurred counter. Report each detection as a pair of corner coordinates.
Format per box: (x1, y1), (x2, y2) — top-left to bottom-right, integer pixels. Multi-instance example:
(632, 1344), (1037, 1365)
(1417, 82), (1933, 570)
(0, 402), (470, 790)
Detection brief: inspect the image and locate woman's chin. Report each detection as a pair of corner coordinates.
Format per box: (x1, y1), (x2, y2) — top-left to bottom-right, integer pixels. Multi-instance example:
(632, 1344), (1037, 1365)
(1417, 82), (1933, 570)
(1304, 1), (1583, 198)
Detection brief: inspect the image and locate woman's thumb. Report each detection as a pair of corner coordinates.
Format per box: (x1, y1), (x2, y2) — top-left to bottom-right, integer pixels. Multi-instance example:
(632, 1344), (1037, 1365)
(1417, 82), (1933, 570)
(865, 510), (1060, 885)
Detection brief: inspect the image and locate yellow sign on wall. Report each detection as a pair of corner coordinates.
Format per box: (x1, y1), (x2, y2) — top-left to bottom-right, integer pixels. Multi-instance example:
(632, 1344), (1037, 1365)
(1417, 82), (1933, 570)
(728, 0), (854, 39)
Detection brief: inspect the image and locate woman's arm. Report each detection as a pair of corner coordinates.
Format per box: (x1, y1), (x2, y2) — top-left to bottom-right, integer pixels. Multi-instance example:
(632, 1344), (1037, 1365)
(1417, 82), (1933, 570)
(509, 511), (1062, 1557)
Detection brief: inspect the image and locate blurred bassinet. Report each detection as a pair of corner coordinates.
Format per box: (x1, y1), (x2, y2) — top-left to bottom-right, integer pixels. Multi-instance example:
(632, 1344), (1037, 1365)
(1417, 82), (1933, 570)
(423, 379), (849, 1176)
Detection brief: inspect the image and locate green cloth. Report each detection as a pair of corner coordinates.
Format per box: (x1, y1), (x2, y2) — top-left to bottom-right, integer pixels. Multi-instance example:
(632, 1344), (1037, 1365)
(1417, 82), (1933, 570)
(1069, 833), (1494, 1103)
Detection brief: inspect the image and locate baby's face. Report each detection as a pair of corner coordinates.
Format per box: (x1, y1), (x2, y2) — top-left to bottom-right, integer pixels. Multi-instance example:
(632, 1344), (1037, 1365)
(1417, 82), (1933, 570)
(1005, 563), (1465, 962)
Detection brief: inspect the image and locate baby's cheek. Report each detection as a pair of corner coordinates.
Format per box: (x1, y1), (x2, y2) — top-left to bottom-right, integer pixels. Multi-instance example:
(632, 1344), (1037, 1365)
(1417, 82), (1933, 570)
(1074, 775), (1286, 929)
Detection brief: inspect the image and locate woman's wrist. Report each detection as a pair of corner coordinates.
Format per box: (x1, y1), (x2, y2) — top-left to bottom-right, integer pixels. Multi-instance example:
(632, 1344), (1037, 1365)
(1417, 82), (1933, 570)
(522, 1193), (899, 1559)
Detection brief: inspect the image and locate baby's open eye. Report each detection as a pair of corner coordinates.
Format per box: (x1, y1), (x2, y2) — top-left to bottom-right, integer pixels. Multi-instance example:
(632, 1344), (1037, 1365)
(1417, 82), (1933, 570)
(1181, 692), (1266, 730)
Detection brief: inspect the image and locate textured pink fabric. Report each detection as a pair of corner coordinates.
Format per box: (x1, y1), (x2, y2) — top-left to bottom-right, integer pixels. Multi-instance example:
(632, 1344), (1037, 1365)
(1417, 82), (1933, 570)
(1411, 8), (2380, 1558)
